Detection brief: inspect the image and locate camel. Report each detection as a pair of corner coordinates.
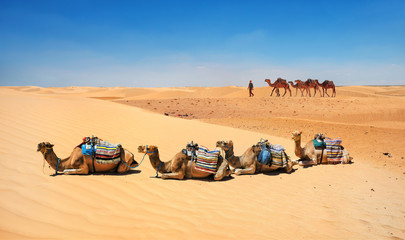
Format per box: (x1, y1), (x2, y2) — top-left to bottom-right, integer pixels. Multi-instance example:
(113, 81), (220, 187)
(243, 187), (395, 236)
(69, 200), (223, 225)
(37, 142), (138, 175)
(288, 81), (305, 97)
(315, 80), (336, 97)
(265, 78), (292, 97)
(137, 145), (231, 180)
(294, 80), (310, 97)
(215, 140), (295, 175)
(304, 78), (321, 97)
(291, 131), (352, 166)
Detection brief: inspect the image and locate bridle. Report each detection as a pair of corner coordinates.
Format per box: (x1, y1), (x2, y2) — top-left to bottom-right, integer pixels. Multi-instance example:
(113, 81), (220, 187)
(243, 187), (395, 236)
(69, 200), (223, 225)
(293, 133), (301, 142)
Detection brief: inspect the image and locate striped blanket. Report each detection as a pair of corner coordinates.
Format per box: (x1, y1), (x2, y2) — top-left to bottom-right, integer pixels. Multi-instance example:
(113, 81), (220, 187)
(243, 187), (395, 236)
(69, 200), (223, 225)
(325, 138), (344, 164)
(94, 141), (121, 164)
(269, 144), (289, 167)
(195, 146), (220, 174)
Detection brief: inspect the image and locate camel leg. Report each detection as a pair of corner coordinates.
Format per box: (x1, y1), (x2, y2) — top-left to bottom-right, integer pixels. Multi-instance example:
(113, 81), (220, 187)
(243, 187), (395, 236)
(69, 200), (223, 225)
(270, 87), (277, 96)
(117, 151), (134, 173)
(234, 164), (256, 175)
(63, 166), (89, 175)
(161, 171), (185, 180)
(324, 88), (330, 97)
(282, 88), (287, 97)
(285, 159), (294, 173)
(214, 159), (231, 180)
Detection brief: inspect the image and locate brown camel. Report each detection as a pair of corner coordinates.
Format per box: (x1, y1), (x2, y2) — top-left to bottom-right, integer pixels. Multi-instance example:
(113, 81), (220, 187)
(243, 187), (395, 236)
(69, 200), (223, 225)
(294, 80), (310, 97)
(265, 78), (292, 97)
(288, 81), (306, 97)
(137, 145), (231, 180)
(37, 142), (138, 175)
(216, 140), (295, 175)
(315, 80), (336, 97)
(304, 78), (321, 97)
(291, 131), (352, 166)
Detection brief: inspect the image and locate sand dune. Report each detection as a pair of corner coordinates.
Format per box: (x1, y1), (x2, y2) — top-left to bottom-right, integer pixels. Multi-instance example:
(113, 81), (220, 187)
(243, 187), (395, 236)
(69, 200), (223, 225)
(1, 86), (404, 239)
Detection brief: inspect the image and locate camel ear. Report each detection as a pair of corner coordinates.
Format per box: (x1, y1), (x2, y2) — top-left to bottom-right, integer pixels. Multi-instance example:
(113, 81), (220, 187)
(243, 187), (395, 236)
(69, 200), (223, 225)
(299, 131), (302, 135)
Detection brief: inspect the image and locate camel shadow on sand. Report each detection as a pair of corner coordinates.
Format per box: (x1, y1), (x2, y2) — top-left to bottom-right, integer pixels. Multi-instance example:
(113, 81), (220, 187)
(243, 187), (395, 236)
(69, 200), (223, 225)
(262, 168), (297, 176)
(151, 175), (235, 182)
(50, 169), (142, 177)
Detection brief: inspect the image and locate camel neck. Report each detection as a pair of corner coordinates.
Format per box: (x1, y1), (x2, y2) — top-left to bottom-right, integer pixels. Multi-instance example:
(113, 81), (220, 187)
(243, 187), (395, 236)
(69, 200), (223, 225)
(225, 148), (242, 168)
(293, 138), (304, 158)
(44, 149), (67, 171)
(148, 152), (168, 173)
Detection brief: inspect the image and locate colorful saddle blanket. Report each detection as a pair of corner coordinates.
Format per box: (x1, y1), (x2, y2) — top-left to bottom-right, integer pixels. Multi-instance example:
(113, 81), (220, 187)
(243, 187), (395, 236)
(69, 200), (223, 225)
(325, 138), (344, 164)
(81, 141), (121, 164)
(195, 146), (220, 174)
(269, 144), (289, 167)
(258, 144), (289, 167)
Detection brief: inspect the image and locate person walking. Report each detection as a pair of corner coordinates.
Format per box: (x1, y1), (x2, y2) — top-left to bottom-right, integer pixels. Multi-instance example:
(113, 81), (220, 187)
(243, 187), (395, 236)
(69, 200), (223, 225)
(248, 80), (254, 97)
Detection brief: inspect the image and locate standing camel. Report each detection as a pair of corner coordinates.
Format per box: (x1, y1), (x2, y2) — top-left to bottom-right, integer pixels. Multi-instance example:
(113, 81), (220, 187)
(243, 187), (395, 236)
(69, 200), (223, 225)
(315, 80), (336, 97)
(288, 81), (306, 97)
(291, 131), (352, 166)
(37, 142), (138, 175)
(265, 78), (292, 97)
(216, 140), (294, 175)
(137, 145), (231, 180)
(294, 80), (310, 97)
(304, 78), (321, 97)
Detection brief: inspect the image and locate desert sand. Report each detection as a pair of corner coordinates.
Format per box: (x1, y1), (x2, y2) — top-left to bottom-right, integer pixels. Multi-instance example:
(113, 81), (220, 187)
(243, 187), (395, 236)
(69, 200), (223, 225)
(1, 85), (404, 239)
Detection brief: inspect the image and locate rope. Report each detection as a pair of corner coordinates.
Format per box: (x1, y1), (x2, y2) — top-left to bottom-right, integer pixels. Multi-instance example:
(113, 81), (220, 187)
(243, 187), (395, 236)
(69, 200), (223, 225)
(120, 145), (157, 170)
(155, 162), (163, 178)
(55, 158), (60, 175)
(120, 152), (147, 169)
(224, 146), (234, 160)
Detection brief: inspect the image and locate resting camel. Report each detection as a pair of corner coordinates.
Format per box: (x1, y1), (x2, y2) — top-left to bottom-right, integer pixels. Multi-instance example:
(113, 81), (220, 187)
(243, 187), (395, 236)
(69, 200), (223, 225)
(137, 145), (231, 180)
(216, 140), (295, 175)
(315, 80), (336, 97)
(265, 78), (292, 97)
(291, 131), (352, 166)
(37, 142), (138, 175)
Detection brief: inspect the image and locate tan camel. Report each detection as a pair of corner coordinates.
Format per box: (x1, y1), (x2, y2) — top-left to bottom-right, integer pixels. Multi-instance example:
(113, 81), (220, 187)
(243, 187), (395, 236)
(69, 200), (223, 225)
(315, 80), (336, 97)
(137, 145), (231, 180)
(291, 131), (352, 166)
(37, 142), (138, 175)
(265, 78), (292, 97)
(216, 140), (295, 175)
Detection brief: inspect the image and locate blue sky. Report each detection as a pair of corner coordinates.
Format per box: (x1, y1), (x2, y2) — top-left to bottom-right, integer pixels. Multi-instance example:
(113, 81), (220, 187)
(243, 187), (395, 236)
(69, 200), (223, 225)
(1, 0), (404, 87)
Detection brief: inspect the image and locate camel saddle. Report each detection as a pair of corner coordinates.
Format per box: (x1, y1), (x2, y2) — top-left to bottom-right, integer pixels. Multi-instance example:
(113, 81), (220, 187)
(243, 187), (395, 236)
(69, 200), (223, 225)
(313, 133), (326, 148)
(80, 137), (122, 164)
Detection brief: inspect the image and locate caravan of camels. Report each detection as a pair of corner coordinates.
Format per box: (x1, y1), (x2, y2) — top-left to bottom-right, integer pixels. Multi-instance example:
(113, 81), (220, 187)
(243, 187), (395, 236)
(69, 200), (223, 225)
(266, 78), (336, 97)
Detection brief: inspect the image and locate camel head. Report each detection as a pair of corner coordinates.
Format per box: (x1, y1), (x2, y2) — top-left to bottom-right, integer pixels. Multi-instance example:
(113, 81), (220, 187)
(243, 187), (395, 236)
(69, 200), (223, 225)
(137, 145), (158, 155)
(264, 79), (271, 84)
(216, 140), (234, 151)
(251, 143), (263, 156)
(37, 142), (54, 153)
(291, 131), (302, 142)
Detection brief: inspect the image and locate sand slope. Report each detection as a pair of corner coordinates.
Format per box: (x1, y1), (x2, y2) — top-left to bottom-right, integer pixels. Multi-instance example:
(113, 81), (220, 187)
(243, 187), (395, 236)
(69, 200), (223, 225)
(0, 87), (404, 239)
